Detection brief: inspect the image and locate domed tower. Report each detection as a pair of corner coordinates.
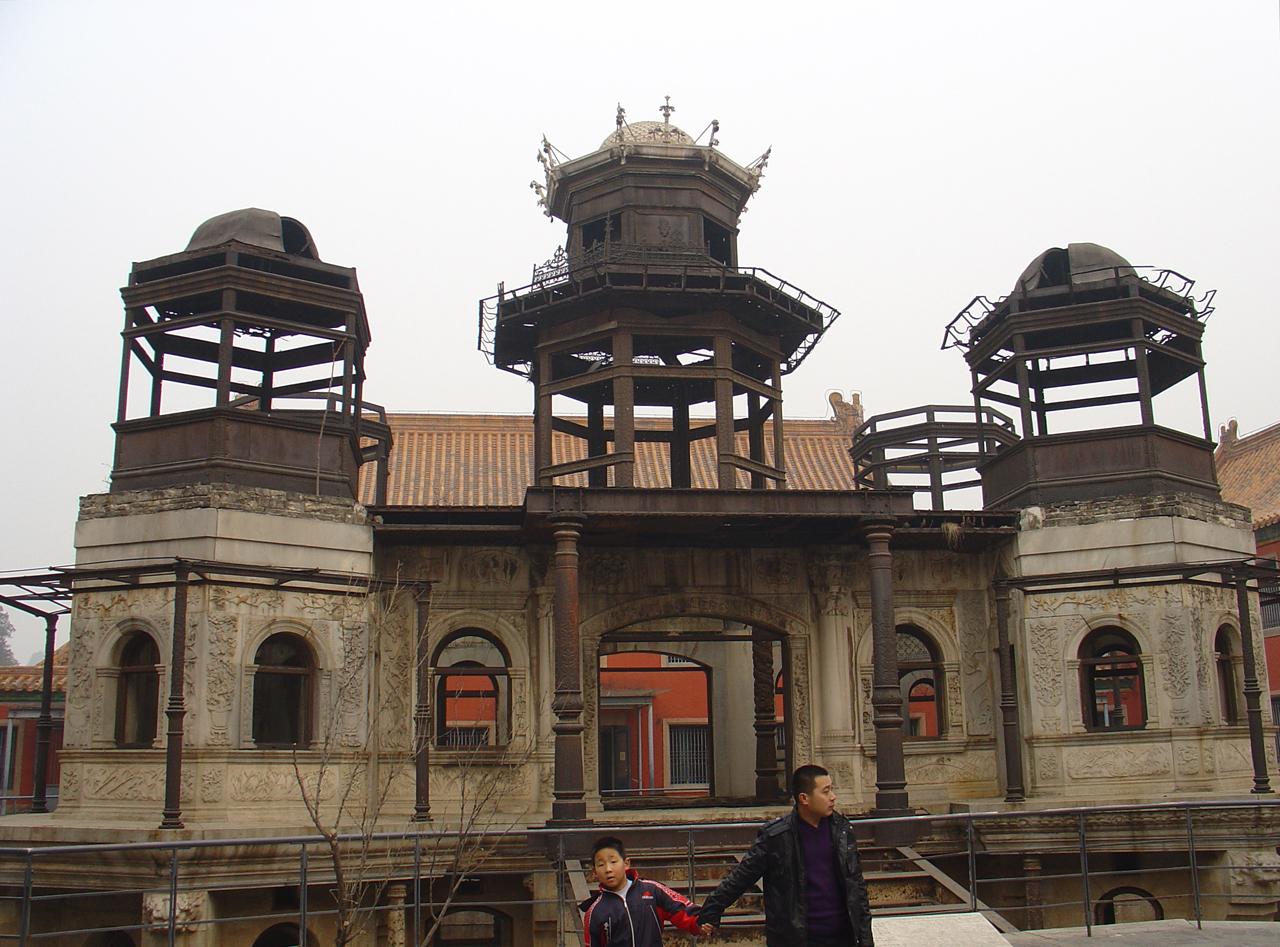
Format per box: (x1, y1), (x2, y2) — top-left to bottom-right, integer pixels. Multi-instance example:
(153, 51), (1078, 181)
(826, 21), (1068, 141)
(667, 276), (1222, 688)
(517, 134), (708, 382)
(480, 102), (838, 490)
(111, 208), (389, 500)
(944, 243), (1218, 509)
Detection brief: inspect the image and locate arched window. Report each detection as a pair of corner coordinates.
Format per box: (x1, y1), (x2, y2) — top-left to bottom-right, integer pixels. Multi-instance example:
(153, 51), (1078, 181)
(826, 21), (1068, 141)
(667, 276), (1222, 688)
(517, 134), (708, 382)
(897, 626), (944, 737)
(115, 632), (160, 748)
(437, 908), (512, 947)
(251, 923), (315, 947)
(433, 632), (510, 747)
(1079, 628), (1146, 731)
(1095, 886), (1163, 925)
(252, 633), (315, 748)
(1215, 627), (1242, 724)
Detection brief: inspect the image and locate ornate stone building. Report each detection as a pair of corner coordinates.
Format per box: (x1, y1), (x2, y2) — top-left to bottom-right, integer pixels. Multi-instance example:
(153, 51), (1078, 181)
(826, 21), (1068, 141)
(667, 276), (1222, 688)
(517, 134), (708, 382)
(1, 110), (1278, 944)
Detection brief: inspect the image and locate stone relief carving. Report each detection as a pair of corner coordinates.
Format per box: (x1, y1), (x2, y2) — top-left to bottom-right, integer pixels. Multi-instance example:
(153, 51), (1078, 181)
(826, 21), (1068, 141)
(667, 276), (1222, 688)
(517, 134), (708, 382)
(205, 616), (239, 714)
(230, 769), (303, 802)
(378, 619), (414, 751)
(859, 674), (873, 737)
(1064, 745), (1171, 779)
(1216, 740), (1253, 773)
(1160, 612), (1191, 699)
(210, 586), (284, 614)
(61, 768), (80, 803)
(1229, 851), (1280, 888)
(906, 754), (995, 784)
(789, 644), (812, 765)
(1175, 744), (1200, 775)
(1037, 749), (1060, 783)
(1028, 621), (1063, 706)
(958, 594), (993, 736)
(201, 769), (225, 803)
(77, 587), (173, 617)
(460, 550), (521, 590)
(1040, 716), (1062, 733)
(83, 765), (164, 801)
(581, 553), (630, 591)
(143, 892), (205, 932)
(337, 622), (369, 748)
(755, 554), (800, 588)
(813, 588), (850, 617)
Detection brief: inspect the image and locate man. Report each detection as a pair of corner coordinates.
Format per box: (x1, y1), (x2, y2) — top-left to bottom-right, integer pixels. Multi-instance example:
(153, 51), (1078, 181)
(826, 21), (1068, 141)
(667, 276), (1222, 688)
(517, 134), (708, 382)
(699, 765), (874, 947)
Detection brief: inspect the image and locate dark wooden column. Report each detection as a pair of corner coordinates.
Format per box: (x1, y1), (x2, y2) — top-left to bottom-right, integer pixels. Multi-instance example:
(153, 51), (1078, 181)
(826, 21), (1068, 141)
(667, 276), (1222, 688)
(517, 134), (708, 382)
(613, 332), (635, 489)
(413, 589), (432, 821)
(160, 565), (190, 829)
(549, 516), (589, 824)
(752, 634), (779, 801)
(671, 398), (691, 489)
(1235, 578), (1273, 794)
(30, 614), (59, 814)
(994, 585), (1025, 801)
(713, 334), (736, 488)
(864, 517), (908, 817)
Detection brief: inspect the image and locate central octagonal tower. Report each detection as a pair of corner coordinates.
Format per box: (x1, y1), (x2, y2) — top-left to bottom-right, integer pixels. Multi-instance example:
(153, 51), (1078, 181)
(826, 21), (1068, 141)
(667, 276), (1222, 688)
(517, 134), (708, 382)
(481, 103), (839, 490)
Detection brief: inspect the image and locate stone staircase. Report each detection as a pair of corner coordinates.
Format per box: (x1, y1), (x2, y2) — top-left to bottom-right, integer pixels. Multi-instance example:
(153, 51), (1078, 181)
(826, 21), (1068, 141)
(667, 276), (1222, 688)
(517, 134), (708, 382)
(570, 842), (1017, 946)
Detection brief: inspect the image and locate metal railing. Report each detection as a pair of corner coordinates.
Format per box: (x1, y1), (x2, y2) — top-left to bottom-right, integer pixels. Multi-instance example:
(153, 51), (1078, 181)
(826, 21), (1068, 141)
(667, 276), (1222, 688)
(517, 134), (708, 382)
(1, 799), (1278, 945)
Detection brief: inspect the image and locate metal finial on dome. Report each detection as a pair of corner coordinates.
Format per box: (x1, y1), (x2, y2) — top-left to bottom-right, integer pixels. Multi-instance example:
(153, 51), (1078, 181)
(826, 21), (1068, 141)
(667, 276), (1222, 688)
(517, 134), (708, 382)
(660, 96), (675, 124)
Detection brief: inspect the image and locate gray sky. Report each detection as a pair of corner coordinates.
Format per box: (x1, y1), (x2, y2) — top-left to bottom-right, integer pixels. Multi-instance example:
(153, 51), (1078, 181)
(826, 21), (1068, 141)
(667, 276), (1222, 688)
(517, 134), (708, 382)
(2, 2), (1277, 659)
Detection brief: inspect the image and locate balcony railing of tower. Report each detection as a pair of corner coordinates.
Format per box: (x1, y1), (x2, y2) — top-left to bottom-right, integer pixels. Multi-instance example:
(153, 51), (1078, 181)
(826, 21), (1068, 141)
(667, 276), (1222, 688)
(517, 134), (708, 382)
(478, 242), (840, 377)
(849, 405), (1020, 502)
(940, 265), (1216, 354)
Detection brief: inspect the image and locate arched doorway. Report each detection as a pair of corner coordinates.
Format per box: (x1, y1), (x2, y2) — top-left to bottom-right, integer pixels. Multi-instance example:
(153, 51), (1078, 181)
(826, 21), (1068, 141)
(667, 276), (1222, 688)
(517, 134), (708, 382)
(597, 618), (788, 806)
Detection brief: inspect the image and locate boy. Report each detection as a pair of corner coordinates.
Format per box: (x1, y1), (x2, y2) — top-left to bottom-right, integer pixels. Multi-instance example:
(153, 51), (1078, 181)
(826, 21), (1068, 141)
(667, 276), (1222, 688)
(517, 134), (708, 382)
(580, 835), (713, 947)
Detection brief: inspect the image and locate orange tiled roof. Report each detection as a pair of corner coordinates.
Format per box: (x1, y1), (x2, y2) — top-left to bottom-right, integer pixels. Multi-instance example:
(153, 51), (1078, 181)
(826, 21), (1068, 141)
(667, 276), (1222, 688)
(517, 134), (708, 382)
(0, 643), (68, 694)
(1216, 420), (1280, 530)
(359, 414), (858, 507)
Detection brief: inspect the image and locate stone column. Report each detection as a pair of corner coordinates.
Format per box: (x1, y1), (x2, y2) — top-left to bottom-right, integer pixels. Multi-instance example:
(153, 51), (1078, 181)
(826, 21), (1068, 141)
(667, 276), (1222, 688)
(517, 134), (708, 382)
(752, 635), (780, 802)
(995, 585), (1025, 802)
(1023, 856), (1043, 930)
(1235, 578), (1272, 794)
(384, 883), (407, 947)
(160, 565), (190, 829)
(414, 590), (432, 821)
(550, 516), (589, 824)
(31, 614), (59, 813)
(864, 518), (908, 817)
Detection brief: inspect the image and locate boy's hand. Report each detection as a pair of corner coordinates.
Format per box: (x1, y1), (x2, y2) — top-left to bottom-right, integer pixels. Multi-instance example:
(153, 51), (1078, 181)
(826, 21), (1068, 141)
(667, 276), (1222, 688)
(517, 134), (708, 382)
(699, 923), (716, 936)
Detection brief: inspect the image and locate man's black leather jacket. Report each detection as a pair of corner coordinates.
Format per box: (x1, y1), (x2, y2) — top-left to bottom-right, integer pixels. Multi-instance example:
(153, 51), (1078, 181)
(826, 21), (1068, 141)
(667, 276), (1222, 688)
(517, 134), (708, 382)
(699, 809), (874, 947)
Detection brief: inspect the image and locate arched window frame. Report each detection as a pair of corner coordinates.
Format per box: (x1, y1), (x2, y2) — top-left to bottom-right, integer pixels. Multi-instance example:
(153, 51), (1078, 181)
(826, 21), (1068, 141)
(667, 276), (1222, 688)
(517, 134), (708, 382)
(896, 625), (946, 739)
(114, 630), (161, 749)
(432, 630), (512, 749)
(436, 907), (513, 947)
(1214, 625), (1243, 725)
(251, 632), (317, 749)
(1078, 627), (1147, 732)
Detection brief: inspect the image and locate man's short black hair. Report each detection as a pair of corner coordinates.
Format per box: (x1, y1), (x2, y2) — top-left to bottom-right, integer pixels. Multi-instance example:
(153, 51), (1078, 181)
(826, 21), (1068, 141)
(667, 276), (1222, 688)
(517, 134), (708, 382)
(792, 764), (829, 802)
(591, 835), (627, 861)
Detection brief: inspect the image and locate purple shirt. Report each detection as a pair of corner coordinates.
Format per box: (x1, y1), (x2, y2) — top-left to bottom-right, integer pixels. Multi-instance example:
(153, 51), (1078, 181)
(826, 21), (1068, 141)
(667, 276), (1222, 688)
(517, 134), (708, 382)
(797, 816), (848, 936)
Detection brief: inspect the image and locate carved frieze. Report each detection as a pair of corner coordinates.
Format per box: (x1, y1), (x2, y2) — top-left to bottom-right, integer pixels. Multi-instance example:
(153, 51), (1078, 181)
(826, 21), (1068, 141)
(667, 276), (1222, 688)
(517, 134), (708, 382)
(581, 553), (630, 591)
(1064, 744), (1172, 779)
(205, 615), (238, 714)
(1036, 748), (1060, 783)
(906, 753), (995, 784)
(1160, 612), (1191, 699)
(756, 554), (801, 588)
(143, 891), (206, 932)
(790, 644), (812, 765)
(201, 769), (225, 803)
(460, 550), (521, 590)
(83, 764), (164, 801)
(1175, 744), (1200, 776)
(958, 593), (993, 736)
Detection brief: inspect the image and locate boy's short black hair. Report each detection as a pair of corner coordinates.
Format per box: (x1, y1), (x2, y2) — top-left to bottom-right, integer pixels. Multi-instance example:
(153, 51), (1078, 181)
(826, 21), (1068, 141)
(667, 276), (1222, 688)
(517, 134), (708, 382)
(591, 835), (627, 861)
(792, 764), (829, 802)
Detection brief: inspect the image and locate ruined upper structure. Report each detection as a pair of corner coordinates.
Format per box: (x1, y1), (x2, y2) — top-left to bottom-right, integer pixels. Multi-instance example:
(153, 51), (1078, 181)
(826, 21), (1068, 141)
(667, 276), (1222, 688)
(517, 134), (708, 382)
(480, 102), (839, 490)
(943, 242), (1218, 509)
(111, 208), (390, 500)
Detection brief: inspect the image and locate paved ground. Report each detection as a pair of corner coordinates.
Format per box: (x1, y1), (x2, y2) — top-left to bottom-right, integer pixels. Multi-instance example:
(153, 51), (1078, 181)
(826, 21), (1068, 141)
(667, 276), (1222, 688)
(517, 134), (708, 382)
(1002, 919), (1279, 947)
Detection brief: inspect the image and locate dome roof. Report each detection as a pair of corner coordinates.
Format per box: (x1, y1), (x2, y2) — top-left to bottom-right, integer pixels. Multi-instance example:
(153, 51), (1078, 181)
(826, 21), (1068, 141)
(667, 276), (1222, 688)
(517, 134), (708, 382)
(599, 120), (695, 149)
(186, 208), (319, 259)
(1013, 242), (1134, 294)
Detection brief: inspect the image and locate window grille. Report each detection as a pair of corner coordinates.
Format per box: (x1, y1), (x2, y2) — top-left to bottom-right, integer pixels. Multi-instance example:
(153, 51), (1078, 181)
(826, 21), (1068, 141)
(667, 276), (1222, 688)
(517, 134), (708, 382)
(668, 724), (709, 785)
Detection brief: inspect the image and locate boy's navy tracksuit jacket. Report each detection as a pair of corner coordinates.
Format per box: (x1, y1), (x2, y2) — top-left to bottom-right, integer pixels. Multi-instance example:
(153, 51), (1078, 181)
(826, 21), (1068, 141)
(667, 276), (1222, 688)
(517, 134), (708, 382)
(579, 869), (702, 947)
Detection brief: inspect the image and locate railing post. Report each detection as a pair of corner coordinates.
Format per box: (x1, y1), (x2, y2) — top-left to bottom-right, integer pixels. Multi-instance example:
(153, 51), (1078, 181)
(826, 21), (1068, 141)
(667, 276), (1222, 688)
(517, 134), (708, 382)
(1186, 805), (1201, 930)
(18, 853), (32, 947)
(557, 836), (567, 947)
(413, 836), (422, 947)
(967, 817), (977, 913)
(299, 844), (308, 947)
(168, 847), (179, 947)
(687, 829), (696, 905)
(1077, 812), (1091, 937)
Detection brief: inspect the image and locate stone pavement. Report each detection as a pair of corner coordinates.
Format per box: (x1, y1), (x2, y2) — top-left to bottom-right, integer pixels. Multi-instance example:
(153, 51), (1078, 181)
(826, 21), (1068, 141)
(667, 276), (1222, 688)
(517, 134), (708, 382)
(1002, 919), (1280, 947)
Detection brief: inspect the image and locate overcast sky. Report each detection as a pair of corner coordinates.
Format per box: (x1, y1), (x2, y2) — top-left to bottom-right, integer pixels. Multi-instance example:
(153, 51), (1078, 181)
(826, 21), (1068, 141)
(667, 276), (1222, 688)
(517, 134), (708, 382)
(2, 2), (1277, 659)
